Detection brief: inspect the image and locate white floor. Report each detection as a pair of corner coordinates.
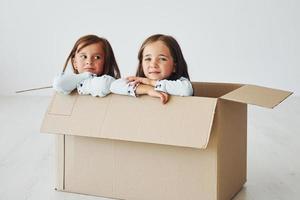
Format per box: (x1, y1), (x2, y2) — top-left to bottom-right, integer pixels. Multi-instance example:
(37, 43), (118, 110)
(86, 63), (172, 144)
(0, 95), (299, 200)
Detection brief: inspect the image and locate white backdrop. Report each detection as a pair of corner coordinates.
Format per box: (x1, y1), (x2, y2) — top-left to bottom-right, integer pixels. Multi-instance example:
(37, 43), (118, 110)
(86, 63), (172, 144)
(0, 0), (299, 95)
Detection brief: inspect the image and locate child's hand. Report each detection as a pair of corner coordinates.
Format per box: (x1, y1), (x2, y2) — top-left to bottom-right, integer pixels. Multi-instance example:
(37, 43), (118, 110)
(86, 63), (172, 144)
(126, 76), (156, 87)
(147, 89), (169, 104)
(136, 84), (169, 104)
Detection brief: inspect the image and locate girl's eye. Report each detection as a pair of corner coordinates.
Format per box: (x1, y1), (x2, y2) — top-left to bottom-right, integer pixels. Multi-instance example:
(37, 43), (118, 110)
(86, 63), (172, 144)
(80, 55), (87, 59)
(144, 58), (151, 61)
(159, 57), (168, 61)
(94, 55), (101, 60)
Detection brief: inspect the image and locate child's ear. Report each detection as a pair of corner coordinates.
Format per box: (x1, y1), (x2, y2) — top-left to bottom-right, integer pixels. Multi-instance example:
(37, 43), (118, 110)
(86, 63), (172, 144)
(173, 63), (176, 72)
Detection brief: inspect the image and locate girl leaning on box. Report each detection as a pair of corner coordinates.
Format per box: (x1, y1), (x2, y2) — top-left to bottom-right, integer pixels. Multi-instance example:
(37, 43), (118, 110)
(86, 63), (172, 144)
(53, 34), (120, 97)
(110, 34), (193, 104)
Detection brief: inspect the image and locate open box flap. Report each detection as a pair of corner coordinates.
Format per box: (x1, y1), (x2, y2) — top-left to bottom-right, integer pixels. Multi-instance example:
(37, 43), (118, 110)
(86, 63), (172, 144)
(41, 93), (217, 149)
(220, 84), (292, 108)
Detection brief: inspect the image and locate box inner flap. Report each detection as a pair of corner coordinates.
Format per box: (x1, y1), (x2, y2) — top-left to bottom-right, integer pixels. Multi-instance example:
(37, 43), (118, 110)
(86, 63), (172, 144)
(41, 93), (217, 149)
(220, 84), (292, 108)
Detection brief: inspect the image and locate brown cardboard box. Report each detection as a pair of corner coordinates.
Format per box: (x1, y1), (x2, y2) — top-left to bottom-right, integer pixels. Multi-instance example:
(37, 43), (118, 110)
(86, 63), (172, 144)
(40, 82), (292, 200)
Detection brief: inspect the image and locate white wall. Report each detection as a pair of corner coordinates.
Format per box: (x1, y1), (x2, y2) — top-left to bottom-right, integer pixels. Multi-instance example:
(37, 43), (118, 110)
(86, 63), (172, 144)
(0, 0), (299, 95)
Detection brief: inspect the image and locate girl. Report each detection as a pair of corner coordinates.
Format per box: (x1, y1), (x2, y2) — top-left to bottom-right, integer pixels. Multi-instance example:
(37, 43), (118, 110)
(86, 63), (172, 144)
(53, 35), (120, 97)
(110, 34), (193, 104)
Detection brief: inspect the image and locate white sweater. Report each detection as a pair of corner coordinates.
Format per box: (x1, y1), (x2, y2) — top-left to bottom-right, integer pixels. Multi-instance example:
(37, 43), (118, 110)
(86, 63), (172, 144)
(110, 77), (193, 97)
(53, 72), (115, 97)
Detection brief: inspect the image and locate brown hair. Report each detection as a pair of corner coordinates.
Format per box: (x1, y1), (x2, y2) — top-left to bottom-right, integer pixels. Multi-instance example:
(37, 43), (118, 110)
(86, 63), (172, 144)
(136, 34), (190, 80)
(62, 34), (120, 79)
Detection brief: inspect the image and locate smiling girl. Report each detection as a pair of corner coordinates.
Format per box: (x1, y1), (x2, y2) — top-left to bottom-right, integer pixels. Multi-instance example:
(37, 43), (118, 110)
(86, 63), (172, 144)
(110, 34), (193, 104)
(53, 35), (120, 97)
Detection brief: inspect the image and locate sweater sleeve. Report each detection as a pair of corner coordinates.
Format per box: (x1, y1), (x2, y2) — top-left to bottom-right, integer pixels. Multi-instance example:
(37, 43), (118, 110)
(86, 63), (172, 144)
(52, 72), (92, 94)
(77, 75), (116, 97)
(154, 77), (193, 96)
(110, 78), (137, 97)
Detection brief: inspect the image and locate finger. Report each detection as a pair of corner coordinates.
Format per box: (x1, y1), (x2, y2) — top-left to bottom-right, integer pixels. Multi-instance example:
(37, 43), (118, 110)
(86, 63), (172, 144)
(128, 80), (138, 87)
(125, 77), (132, 83)
(159, 94), (165, 104)
(161, 92), (169, 104)
(164, 93), (169, 104)
(126, 76), (137, 81)
(126, 76), (135, 79)
(159, 93), (166, 104)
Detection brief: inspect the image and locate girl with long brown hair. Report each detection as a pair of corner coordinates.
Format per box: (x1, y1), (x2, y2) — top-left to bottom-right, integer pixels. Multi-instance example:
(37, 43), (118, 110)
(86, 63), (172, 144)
(53, 34), (120, 97)
(111, 34), (193, 104)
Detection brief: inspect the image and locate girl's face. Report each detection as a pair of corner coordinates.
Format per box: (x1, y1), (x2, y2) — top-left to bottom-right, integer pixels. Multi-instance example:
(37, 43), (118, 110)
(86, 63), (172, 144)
(142, 41), (174, 80)
(73, 42), (105, 75)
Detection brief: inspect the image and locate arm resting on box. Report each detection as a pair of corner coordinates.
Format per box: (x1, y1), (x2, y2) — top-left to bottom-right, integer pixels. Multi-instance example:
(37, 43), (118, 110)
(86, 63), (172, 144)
(77, 75), (115, 97)
(53, 72), (92, 94)
(154, 77), (193, 96)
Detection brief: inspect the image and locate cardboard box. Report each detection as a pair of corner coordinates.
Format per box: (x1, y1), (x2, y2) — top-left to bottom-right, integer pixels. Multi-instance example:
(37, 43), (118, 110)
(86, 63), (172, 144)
(40, 82), (292, 200)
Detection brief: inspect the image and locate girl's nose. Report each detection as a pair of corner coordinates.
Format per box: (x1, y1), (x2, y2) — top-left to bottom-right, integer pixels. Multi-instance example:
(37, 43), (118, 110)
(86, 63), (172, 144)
(150, 60), (158, 68)
(86, 58), (93, 65)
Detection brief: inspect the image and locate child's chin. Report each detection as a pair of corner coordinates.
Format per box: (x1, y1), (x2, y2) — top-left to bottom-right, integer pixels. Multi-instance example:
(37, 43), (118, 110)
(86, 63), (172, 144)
(147, 75), (161, 81)
(84, 70), (97, 74)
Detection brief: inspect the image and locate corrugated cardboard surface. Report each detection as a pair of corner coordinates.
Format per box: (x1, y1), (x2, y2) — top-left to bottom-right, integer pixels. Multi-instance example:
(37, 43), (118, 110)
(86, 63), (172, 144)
(41, 94), (217, 149)
(41, 82), (292, 200)
(216, 100), (247, 200)
(48, 92), (77, 116)
(192, 82), (242, 98)
(221, 84), (292, 108)
(63, 135), (218, 200)
(55, 135), (65, 191)
(55, 100), (248, 200)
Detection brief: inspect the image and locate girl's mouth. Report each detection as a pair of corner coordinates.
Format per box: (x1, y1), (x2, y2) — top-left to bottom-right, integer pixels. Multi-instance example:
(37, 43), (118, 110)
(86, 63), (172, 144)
(84, 68), (94, 71)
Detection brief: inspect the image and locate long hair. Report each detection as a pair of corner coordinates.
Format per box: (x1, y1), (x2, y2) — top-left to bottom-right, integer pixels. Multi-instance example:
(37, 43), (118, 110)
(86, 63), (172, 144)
(136, 34), (190, 80)
(63, 35), (120, 78)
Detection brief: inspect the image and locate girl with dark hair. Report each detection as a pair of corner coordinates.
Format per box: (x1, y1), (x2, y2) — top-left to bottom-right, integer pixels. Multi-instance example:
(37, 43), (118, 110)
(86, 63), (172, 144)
(111, 34), (193, 104)
(53, 34), (120, 97)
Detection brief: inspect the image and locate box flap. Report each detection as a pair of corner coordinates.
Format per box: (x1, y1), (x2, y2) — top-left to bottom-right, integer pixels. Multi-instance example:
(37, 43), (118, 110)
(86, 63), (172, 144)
(41, 93), (217, 149)
(220, 84), (292, 108)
